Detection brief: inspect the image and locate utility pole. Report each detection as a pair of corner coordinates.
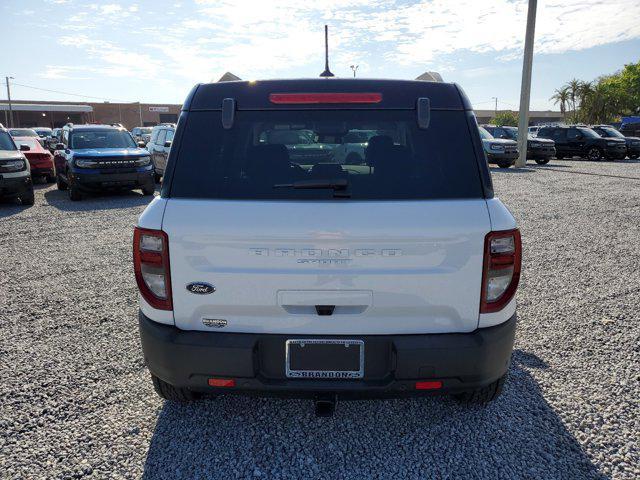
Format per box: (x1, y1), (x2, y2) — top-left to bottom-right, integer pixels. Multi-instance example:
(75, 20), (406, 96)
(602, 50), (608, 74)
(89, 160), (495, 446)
(350, 65), (359, 78)
(515, 0), (537, 168)
(138, 102), (143, 126)
(5, 76), (14, 128)
(492, 97), (498, 117)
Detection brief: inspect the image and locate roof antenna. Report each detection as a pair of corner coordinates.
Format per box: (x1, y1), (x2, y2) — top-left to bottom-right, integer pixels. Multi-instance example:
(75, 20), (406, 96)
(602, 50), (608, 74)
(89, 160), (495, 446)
(319, 25), (334, 78)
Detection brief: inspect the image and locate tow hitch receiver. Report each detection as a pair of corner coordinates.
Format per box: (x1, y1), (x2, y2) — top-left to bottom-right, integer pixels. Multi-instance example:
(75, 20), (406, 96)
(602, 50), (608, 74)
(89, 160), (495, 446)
(314, 394), (337, 417)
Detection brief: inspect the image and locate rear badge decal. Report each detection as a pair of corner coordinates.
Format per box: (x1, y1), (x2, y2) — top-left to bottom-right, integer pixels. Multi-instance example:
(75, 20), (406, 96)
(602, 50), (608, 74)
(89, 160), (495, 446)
(186, 282), (216, 294)
(202, 318), (227, 328)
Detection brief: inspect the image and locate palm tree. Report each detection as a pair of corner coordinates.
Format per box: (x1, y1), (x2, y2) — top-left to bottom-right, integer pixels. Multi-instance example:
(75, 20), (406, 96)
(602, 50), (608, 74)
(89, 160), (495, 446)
(550, 87), (570, 120)
(567, 78), (582, 116)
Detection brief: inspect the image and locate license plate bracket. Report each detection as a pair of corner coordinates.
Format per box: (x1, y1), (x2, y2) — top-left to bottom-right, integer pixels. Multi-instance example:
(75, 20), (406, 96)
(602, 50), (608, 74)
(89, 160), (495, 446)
(285, 339), (364, 379)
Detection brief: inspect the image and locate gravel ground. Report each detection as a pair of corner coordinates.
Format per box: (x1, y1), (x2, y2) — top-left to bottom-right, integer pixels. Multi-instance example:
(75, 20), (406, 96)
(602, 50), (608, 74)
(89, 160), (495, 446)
(1, 158), (639, 479)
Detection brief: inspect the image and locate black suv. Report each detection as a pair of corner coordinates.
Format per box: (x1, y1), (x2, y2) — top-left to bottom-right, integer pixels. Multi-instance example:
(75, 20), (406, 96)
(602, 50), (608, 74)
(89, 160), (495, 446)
(482, 125), (555, 164)
(537, 125), (626, 161)
(591, 125), (640, 159)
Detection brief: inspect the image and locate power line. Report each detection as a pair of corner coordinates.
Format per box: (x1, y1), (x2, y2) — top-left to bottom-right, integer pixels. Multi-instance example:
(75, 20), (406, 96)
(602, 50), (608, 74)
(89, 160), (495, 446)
(8, 81), (134, 103)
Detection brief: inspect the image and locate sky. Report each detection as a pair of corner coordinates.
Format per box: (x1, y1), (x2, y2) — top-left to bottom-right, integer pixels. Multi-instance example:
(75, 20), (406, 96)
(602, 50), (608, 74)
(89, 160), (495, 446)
(1, 0), (639, 111)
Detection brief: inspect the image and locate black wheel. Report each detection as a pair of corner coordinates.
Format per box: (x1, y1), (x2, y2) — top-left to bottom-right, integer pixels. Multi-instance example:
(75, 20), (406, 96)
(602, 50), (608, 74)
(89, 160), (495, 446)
(498, 163), (511, 169)
(452, 374), (507, 404)
(534, 158), (550, 165)
(587, 147), (603, 161)
(68, 183), (82, 201)
(20, 186), (35, 206)
(46, 174), (56, 184)
(56, 174), (68, 190)
(555, 154), (564, 160)
(151, 374), (201, 402)
(345, 152), (363, 165)
(142, 182), (155, 196)
(630, 154), (639, 159)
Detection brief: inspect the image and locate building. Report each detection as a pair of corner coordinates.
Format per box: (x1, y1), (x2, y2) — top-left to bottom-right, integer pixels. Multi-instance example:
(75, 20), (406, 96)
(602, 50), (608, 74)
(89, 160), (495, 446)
(0, 100), (182, 130)
(474, 109), (565, 126)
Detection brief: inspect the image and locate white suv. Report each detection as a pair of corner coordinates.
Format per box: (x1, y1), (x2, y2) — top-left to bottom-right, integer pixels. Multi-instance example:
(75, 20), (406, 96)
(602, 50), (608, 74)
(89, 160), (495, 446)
(0, 128), (34, 205)
(134, 79), (521, 414)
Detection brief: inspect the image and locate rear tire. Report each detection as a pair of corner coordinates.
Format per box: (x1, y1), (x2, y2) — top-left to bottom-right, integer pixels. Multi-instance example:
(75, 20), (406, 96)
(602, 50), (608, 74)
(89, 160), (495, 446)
(498, 163), (511, 169)
(587, 147), (603, 161)
(630, 154), (639, 159)
(46, 174), (56, 184)
(142, 182), (155, 196)
(534, 158), (550, 165)
(151, 374), (201, 402)
(452, 374), (507, 404)
(555, 154), (564, 160)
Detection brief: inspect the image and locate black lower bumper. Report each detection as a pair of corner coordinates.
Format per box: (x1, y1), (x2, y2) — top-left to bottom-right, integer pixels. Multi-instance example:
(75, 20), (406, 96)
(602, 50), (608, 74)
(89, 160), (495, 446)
(0, 175), (32, 198)
(139, 311), (517, 398)
(528, 146), (555, 159)
(70, 169), (154, 191)
(486, 152), (518, 165)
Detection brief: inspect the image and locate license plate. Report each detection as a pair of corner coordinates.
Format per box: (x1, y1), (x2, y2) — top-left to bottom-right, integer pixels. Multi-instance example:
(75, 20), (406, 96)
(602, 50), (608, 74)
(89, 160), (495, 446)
(285, 339), (364, 379)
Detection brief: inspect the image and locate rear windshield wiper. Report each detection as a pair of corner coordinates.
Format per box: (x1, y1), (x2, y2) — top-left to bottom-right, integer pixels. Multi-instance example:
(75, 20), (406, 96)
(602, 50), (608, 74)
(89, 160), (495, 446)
(273, 178), (349, 190)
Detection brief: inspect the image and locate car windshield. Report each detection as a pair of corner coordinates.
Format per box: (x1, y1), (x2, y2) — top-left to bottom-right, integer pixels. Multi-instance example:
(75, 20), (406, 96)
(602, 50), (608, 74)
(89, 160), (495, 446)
(15, 138), (40, 149)
(597, 127), (625, 139)
(170, 109), (484, 200)
(9, 129), (38, 137)
(478, 126), (493, 140)
(0, 131), (17, 150)
(140, 128), (153, 134)
(503, 127), (518, 139)
(343, 130), (379, 143)
(35, 129), (52, 136)
(575, 128), (599, 138)
(69, 129), (137, 149)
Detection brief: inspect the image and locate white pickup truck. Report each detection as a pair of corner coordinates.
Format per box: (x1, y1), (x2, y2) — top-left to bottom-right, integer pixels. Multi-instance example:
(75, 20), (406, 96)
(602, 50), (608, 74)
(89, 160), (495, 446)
(134, 79), (521, 415)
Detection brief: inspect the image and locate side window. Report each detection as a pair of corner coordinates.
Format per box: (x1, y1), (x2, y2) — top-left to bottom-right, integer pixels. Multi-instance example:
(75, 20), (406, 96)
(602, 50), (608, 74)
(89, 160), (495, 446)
(165, 130), (174, 143)
(552, 129), (566, 141)
(157, 129), (167, 145)
(567, 129), (580, 140)
(150, 129), (159, 144)
(494, 128), (507, 139)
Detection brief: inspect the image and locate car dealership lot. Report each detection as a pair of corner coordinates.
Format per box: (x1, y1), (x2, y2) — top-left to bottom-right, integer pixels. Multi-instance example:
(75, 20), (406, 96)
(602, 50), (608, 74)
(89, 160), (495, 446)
(1, 160), (639, 479)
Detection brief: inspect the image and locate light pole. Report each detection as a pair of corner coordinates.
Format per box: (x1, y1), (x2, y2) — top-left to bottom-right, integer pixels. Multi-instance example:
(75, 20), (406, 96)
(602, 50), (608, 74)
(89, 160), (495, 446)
(5, 76), (14, 128)
(515, 0), (537, 168)
(492, 97), (498, 117)
(350, 65), (359, 78)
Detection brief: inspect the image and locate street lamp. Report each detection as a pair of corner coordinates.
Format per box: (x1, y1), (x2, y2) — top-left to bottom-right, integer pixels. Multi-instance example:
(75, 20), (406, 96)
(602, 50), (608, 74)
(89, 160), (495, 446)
(350, 65), (359, 78)
(492, 97), (498, 116)
(5, 76), (14, 128)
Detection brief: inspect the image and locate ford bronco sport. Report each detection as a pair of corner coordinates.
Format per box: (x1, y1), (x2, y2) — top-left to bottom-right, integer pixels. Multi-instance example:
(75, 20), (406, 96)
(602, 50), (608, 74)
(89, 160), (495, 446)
(135, 79), (521, 413)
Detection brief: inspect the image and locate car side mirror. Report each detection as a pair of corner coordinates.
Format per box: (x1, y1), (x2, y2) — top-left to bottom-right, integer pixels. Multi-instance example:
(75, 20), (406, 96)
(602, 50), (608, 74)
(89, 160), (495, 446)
(137, 141), (146, 148)
(55, 143), (65, 150)
(164, 141), (172, 148)
(20, 144), (31, 151)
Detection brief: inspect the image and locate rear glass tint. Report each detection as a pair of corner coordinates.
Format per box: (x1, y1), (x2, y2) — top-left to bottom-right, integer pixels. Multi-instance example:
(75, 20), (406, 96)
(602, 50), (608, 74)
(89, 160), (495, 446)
(170, 110), (483, 200)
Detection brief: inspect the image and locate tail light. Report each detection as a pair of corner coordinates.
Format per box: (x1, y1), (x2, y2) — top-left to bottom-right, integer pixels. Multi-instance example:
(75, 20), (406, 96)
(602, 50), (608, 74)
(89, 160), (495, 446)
(269, 92), (382, 104)
(480, 229), (522, 313)
(133, 227), (172, 310)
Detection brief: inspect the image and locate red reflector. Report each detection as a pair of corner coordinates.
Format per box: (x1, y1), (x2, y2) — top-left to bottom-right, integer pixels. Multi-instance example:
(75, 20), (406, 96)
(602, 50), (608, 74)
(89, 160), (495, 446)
(208, 378), (236, 388)
(269, 92), (382, 104)
(415, 381), (442, 390)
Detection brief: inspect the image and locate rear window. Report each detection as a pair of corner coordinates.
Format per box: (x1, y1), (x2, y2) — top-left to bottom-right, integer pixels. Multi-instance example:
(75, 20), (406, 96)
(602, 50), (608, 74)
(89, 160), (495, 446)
(170, 110), (483, 200)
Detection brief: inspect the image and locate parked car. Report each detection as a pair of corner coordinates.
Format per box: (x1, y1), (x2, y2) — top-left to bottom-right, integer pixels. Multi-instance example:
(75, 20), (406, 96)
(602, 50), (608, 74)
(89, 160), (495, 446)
(132, 127), (153, 145)
(259, 128), (334, 165)
(8, 128), (44, 146)
(12, 136), (55, 183)
(54, 124), (155, 201)
(332, 129), (379, 164)
(0, 127), (34, 205)
(620, 119), (640, 138)
(527, 126), (540, 137)
(33, 127), (52, 140)
(145, 124), (175, 182)
(135, 79), (521, 413)
(591, 125), (640, 159)
(482, 125), (555, 164)
(478, 126), (518, 168)
(537, 125), (626, 161)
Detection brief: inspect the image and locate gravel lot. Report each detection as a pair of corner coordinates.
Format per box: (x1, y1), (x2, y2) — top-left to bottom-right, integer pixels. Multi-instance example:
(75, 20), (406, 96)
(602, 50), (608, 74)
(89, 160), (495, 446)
(1, 158), (639, 479)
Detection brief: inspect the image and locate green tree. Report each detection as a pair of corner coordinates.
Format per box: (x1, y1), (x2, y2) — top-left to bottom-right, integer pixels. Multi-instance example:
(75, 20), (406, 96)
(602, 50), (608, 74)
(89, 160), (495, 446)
(550, 87), (570, 119)
(490, 111), (519, 126)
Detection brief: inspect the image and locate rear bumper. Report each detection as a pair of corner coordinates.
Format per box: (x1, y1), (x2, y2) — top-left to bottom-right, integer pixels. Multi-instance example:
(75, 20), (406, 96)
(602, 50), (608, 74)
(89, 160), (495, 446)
(604, 145), (627, 158)
(139, 311), (517, 398)
(70, 168), (154, 191)
(0, 175), (32, 198)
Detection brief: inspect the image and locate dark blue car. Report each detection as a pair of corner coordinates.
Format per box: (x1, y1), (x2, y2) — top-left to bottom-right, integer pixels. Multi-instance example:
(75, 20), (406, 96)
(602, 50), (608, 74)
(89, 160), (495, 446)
(54, 124), (155, 201)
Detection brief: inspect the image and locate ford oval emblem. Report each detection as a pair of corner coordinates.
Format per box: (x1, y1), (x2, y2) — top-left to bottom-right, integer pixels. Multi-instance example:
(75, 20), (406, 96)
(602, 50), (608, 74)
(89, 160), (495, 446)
(186, 282), (216, 294)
